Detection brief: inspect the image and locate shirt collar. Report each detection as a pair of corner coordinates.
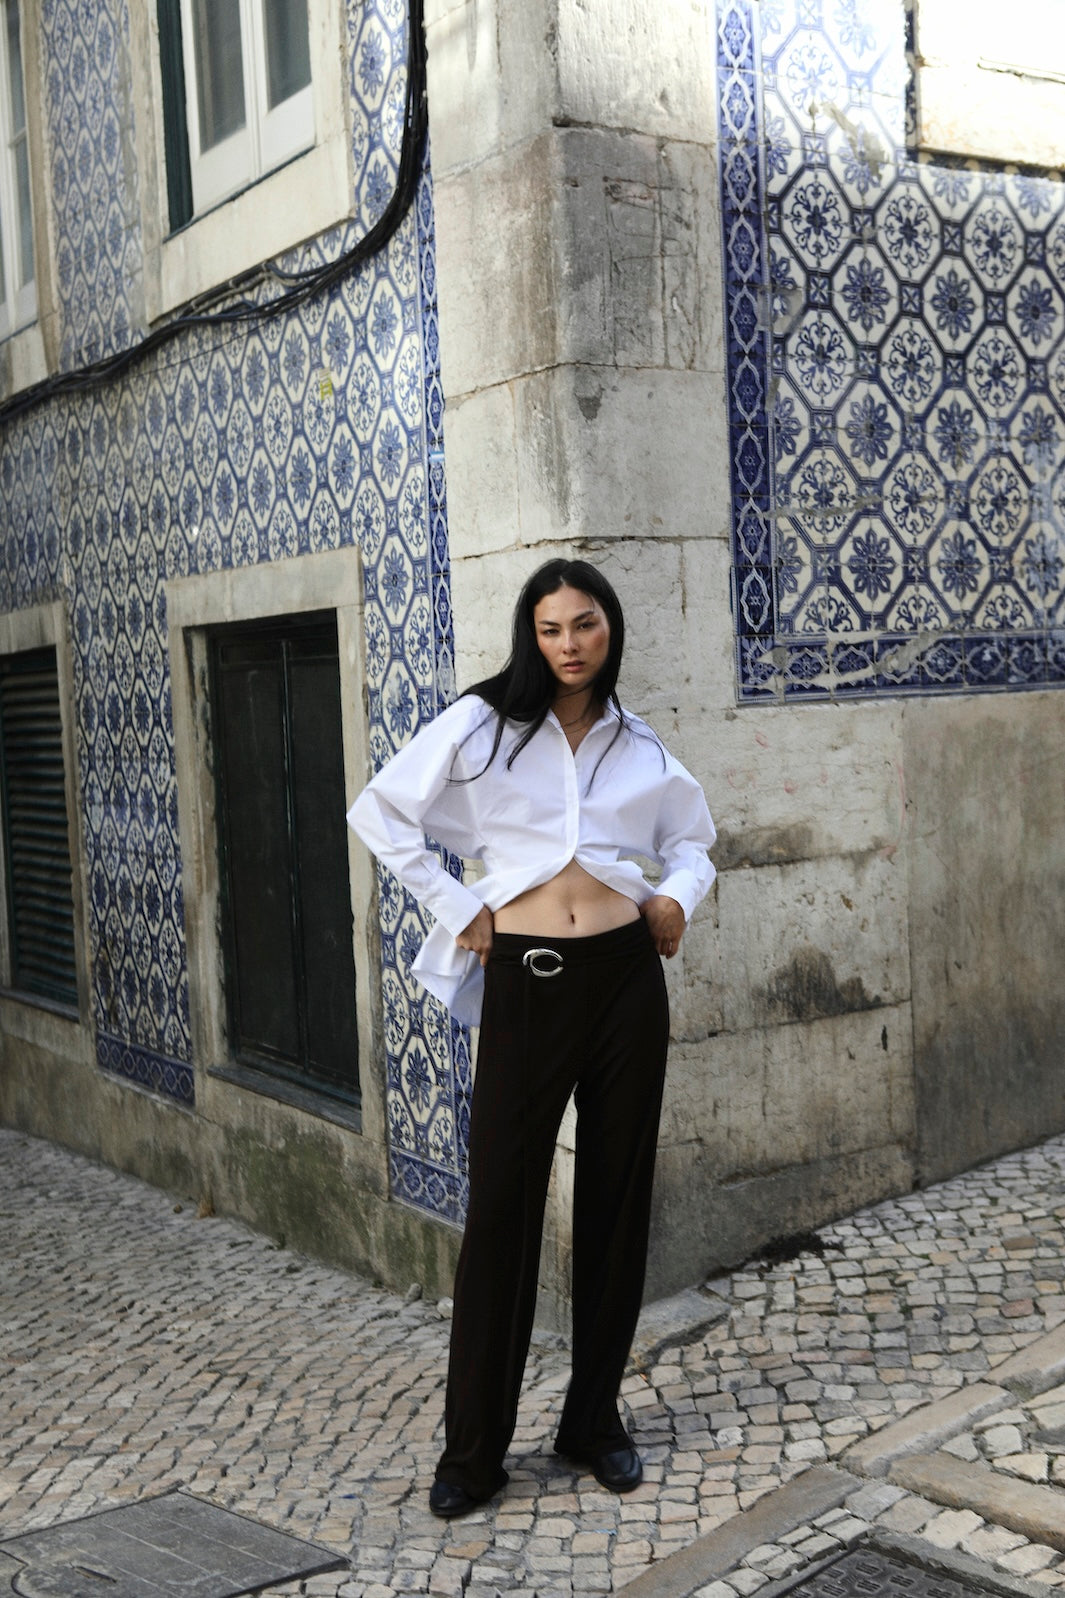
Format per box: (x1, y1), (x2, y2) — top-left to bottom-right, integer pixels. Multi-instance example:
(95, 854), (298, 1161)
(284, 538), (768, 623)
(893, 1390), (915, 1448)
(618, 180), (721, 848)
(545, 702), (619, 736)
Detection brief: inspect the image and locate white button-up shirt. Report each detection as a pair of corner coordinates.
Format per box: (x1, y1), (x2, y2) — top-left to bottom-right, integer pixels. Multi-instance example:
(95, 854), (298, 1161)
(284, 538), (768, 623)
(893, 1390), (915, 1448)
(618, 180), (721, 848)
(347, 694), (716, 1025)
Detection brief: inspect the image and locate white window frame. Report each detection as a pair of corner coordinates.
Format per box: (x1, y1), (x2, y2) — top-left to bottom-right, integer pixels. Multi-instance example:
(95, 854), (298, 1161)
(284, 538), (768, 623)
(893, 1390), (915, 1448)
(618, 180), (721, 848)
(180, 0), (316, 216)
(130, 0), (353, 323)
(915, 0), (1065, 169)
(0, 0), (35, 340)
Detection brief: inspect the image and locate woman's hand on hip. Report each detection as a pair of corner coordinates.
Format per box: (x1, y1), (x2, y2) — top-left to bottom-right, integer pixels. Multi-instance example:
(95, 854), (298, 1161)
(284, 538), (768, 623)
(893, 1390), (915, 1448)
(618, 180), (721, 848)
(642, 894), (685, 959)
(456, 905), (495, 967)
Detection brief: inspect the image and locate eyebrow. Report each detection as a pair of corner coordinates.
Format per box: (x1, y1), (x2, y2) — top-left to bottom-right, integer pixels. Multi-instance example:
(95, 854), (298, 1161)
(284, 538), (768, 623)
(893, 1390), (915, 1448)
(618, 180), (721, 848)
(537, 609), (596, 626)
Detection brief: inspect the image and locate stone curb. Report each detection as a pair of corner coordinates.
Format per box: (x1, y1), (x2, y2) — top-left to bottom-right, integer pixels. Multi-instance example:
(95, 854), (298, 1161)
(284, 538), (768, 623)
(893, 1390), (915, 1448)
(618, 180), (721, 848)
(888, 1453), (1065, 1555)
(740, 1532), (1053, 1598)
(870, 1531), (1055, 1598)
(616, 1320), (1065, 1598)
(991, 1323), (1065, 1401)
(631, 1288), (730, 1370)
(615, 1465), (862, 1598)
(842, 1383), (1011, 1478)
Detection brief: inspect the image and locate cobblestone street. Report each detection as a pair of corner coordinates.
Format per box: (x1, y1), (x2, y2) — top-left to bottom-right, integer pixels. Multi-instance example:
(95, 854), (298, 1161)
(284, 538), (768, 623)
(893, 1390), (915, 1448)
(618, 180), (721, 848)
(4, 1127), (1065, 1596)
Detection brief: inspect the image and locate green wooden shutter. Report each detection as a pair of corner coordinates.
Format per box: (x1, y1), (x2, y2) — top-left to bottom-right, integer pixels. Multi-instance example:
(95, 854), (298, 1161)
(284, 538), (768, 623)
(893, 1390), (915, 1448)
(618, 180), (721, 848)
(210, 613), (360, 1104)
(0, 648), (78, 1007)
(157, 0), (194, 232)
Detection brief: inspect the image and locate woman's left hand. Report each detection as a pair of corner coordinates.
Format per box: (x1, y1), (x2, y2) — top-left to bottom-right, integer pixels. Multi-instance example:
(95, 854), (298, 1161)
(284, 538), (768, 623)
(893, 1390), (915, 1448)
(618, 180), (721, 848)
(642, 894), (685, 959)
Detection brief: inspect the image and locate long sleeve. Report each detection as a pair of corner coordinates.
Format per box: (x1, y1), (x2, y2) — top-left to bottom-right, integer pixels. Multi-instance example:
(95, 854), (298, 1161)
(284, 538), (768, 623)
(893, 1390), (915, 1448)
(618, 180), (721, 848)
(652, 760), (717, 923)
(347, 697), (718, 1024)
(346, 698), (490, 938)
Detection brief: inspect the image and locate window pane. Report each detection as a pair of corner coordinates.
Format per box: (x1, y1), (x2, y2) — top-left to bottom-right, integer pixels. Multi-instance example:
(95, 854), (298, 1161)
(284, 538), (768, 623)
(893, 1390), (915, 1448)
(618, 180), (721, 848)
(14, 135), (31, 287)
(5, 0), (24, 134)
(193, 0), (246, 151)
(262, 0), (310, 110)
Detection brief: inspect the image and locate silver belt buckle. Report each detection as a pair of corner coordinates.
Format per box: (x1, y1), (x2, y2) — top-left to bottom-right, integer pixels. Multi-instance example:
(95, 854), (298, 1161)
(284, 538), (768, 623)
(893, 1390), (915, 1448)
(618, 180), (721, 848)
(523, 947), (564, 978)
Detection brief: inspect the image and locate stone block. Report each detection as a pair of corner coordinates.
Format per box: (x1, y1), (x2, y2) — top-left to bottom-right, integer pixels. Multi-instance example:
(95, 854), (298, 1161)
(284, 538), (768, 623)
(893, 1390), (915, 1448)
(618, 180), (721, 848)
(425, 0), (558, 171)
(555, 127), (724, 375)
(903, 693), (1065, 1183)
(889, 1452), (1065, 1554)
(434, 125), (723, 401)
(671, 537), (745, 718)
(845, 1383), (1009, 1477)
(659, 1004), (916, 1171)
(711, 848), (910, 1034)
(646, 1129), (914, 1292)
(582, 538), (733, 748)
(440, 382), (522, 562)
(433, 133), (564, 397)
(511, 365), (727, 552)
(708, 701), (907, 870)
(556, 0), (716, 145)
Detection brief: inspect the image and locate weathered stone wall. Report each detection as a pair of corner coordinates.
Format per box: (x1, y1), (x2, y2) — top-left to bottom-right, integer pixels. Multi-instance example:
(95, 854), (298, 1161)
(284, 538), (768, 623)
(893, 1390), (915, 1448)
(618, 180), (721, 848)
(426, 0), (1065, 1319)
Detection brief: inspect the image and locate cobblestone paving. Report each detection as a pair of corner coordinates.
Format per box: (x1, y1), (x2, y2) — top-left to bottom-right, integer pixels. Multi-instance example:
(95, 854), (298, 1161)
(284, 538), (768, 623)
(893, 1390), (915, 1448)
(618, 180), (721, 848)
(946, 1380), (1065, 1485)
(690, 1475), (1065, 1598)
(4, 1128), (1065, 1596)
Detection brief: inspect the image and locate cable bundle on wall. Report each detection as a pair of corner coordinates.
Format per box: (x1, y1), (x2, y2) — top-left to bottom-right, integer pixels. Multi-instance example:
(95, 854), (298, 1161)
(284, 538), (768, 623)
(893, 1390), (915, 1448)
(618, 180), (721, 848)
(0, 0), (427, 429)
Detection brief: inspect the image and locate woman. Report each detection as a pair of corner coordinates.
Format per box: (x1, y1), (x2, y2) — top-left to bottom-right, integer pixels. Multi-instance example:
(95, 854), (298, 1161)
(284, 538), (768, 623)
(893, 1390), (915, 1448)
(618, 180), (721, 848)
(347, 558), (716, 1517)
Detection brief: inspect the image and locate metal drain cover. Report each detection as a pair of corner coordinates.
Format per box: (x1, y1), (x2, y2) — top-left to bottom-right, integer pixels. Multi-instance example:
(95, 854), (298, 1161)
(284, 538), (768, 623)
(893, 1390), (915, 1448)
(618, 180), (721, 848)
(0, 1491), (346, 1597)
(777, 1545), (991, 1598)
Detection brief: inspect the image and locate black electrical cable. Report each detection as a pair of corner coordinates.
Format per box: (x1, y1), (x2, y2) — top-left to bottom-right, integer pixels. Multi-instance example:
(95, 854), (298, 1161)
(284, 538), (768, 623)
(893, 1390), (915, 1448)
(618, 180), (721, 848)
(0, 0), (427, 430)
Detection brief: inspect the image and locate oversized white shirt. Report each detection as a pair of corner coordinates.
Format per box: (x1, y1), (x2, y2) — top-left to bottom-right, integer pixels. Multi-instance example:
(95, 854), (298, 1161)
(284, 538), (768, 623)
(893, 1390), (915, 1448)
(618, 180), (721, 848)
(346, 694), (716, 1026)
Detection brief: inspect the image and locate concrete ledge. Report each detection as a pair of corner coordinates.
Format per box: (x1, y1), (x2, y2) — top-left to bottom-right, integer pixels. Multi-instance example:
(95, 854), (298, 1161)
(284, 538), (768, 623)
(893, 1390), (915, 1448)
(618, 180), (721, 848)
(616, 1464), (862, 1598)
(991, 1323), (1065, 1401)
(843, 1383), (1009, 1478)
(889, 1452), (1065, 1555)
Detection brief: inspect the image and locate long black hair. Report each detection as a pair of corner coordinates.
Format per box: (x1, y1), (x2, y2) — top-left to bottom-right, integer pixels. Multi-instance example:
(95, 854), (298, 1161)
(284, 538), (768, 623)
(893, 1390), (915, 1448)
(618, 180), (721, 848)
(462, 558), (628, 774)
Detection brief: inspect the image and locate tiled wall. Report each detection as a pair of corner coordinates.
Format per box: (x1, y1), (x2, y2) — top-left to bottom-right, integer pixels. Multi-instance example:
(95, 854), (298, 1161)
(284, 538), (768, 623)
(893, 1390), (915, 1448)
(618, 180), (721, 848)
(719, 0), (1065, 699)
(4, 0), (470, 1221)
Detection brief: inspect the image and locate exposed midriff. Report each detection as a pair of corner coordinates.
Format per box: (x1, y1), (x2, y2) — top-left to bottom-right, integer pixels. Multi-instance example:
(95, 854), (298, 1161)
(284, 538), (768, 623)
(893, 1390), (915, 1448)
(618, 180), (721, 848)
(493, 857), (640, 938)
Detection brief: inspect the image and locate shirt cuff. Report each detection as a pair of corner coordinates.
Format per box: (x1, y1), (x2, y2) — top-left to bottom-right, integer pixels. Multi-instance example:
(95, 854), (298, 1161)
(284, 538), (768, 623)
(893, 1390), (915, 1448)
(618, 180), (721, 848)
(655, 869), (704, 925)
(423, 870), (486, 939)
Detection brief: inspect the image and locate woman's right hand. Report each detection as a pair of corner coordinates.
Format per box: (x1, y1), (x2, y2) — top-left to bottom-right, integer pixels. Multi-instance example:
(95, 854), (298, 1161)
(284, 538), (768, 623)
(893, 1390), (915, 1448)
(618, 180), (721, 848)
(456, 906), (494, 967)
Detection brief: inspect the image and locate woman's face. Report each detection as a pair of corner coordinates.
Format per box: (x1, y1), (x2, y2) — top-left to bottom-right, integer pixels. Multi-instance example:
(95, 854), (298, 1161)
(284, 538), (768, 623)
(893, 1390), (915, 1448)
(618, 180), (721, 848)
(533, 585), (611, 694)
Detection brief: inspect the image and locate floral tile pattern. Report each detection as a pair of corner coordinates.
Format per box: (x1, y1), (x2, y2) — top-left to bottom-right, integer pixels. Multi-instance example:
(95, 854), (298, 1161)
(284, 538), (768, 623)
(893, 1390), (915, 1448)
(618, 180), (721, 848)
(2, 0), (469, 1219)
(41, 0), (143, 370)
(719, 0), (1065, 698)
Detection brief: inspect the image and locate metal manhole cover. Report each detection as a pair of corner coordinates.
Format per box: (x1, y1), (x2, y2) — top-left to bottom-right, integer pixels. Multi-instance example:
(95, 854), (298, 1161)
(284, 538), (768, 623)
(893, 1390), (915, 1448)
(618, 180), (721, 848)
(776, 1545), (992, 1598)
(0, 1491), (347, 1597)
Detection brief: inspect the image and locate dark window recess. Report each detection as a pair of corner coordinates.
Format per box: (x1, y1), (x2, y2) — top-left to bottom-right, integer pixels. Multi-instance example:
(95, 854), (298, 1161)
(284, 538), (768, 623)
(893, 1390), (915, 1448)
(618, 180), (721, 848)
(156, 0), (194, 231)
(0, 647), (78, 1008)
(210, 613), (359, 1105)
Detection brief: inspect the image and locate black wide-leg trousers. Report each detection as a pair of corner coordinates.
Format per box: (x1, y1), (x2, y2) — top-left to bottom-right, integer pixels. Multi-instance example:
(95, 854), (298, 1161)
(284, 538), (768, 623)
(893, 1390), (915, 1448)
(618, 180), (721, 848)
(436, 918), (670, 1499)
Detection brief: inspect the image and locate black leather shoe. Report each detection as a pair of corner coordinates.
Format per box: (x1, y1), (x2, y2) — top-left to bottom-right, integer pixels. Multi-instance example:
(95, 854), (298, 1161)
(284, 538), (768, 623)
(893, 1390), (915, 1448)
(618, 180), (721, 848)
(559, 1444), (643, 1492)
(428, 1479), (490, 1518)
